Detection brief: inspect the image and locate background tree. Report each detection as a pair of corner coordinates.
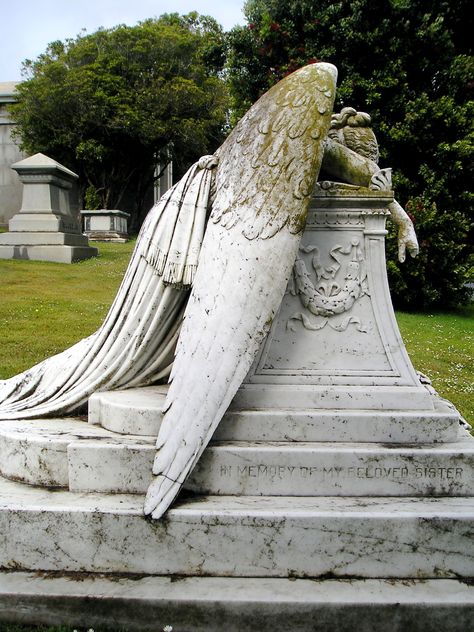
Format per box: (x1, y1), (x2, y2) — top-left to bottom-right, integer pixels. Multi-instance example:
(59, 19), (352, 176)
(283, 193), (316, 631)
(10, 12), (229, 230)
(226, 0), (473, 308)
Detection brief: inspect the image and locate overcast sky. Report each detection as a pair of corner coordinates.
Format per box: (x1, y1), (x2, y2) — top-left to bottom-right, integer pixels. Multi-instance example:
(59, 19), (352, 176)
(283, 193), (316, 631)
(1, 0), (246, 81)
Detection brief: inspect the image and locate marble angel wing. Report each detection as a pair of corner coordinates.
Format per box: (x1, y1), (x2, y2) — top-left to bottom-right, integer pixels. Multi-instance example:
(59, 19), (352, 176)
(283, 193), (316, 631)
(144, 62), (338, 518)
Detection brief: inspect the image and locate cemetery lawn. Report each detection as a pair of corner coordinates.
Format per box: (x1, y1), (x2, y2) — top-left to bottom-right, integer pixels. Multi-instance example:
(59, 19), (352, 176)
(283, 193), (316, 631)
(396, 307), (473, 425)
(0, 240), (135, 379)
(0, 240), (472, 427)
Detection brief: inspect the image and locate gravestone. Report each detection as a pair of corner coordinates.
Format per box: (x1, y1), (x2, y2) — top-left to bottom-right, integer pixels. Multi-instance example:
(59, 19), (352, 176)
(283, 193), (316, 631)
(0, 63), (472, 629)
(81, 209), (130, 242)
(0, 181), (472, 631)
(0, 153), (97, 262)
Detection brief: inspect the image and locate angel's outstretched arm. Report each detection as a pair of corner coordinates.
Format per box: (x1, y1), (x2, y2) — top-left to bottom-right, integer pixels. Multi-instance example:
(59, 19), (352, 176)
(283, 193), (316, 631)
(322, 138), (419, 262)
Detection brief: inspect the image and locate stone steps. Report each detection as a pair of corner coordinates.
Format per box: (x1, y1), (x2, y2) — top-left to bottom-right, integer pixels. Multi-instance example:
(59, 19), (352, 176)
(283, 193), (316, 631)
(0, 231), (91, 246)
(1, 572), (473, 632)
(89, 386), (462, 442)
(1, 477), (473, 579)
(0, 417), (155, 489)
(1, 417), (473, 496)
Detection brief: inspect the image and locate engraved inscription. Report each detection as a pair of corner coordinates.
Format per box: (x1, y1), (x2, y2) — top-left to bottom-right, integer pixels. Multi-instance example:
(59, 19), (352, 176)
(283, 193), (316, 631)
(219, 463), (465, 481)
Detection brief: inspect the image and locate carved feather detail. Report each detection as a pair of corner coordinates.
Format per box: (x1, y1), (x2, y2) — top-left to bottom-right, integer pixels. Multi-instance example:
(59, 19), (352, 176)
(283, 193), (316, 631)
(144, 63), (337, 519)
(211, 63), (337, 240)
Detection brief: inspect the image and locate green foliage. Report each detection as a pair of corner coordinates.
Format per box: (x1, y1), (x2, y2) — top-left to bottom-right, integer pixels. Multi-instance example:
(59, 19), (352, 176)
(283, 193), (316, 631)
(10, 13), (229, 229)
(84, 183), (102, 210)
(226, 0), (473, 308)
(386, 195), (472, 307)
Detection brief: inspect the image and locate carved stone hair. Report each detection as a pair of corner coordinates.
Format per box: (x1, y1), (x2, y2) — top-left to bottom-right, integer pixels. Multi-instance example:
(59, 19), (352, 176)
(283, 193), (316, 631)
(328, 106), (379, 164)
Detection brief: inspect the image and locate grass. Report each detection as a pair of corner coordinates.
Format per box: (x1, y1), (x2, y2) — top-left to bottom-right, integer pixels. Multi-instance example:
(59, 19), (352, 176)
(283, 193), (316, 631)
(0, 241), (135, 378)
(0, 241), (472, 425)
(396, 307), (474, 424)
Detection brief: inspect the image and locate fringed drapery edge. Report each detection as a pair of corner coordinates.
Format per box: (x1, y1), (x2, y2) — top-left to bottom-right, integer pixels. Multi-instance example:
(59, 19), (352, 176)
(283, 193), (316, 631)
(137, 155), (218, 288)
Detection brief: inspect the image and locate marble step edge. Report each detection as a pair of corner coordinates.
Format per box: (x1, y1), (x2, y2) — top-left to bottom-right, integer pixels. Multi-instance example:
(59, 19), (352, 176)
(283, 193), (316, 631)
(0, 244), (98, 264)
(1, 415), (469, 448)
(89, 386), (462, 442)
(1, 417), (473, 495)
(187, 433), (474, 498)
(216, 404), (464, 443)
(2, 477), (474, 578)
(70, 435), (474, 496)
(0, 231), (90, 246)
(0, 416), (154, 486)
(1, 572), (473, 632)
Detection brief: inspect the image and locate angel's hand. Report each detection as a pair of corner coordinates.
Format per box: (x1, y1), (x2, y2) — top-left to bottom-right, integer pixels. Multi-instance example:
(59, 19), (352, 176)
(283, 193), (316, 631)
(397, 222), (419, 263)
(388, 200), (419, 263)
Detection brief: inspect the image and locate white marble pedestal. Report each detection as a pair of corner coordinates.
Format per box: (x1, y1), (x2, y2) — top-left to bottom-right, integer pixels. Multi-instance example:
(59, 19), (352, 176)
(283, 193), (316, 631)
(236, 182), (433, 410)
(0, 184), (472, 630)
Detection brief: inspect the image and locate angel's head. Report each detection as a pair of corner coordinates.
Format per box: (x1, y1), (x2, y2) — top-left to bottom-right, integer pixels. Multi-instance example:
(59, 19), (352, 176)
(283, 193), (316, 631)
(328, 106), (379, 164)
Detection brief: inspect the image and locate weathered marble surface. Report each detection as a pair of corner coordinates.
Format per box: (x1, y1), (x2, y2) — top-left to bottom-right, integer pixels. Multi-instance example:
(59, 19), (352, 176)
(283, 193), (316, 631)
(89, 384), (461, 441)
(0, 417), (154, 488)
(1, 572), (473, 632)
(69, 441), (155, 494)
(217, 403), (462, 443)
(145, 62), (339, 518)
(2, 416), (471, 496)
(236, 187), (431, 411)
(1, 477), (473, 578)
(88, 386), (168, 435)
(188, 437), (474, 497)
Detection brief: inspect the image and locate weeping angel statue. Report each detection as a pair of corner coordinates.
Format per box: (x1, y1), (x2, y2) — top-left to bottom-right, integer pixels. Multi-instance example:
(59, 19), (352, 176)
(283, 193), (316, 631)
(0, 63), (418, 518)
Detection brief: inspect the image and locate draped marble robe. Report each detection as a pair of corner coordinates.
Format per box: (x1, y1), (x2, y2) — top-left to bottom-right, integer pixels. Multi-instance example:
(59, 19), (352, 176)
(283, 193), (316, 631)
(0, 156), (218, 420)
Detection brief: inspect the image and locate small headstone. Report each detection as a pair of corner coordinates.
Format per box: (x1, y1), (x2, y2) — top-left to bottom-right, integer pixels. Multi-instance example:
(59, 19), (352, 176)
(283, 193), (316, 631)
(0, 153), (97, 263)
(81, 209), (130, 242)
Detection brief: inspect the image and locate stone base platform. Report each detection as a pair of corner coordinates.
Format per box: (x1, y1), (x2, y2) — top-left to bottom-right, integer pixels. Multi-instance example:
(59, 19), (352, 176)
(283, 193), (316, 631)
(84, 230), (128, 242)
(89, 385), (462, 443)
(1, 477), (473, 579)
(0, 231), (92, 246)
(0, 243), (98, 263)
(2, 416), (473, 496)
(2, 168), (473, 629)
(1, 573), (473, 632)
(1, 404), (473, 628)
